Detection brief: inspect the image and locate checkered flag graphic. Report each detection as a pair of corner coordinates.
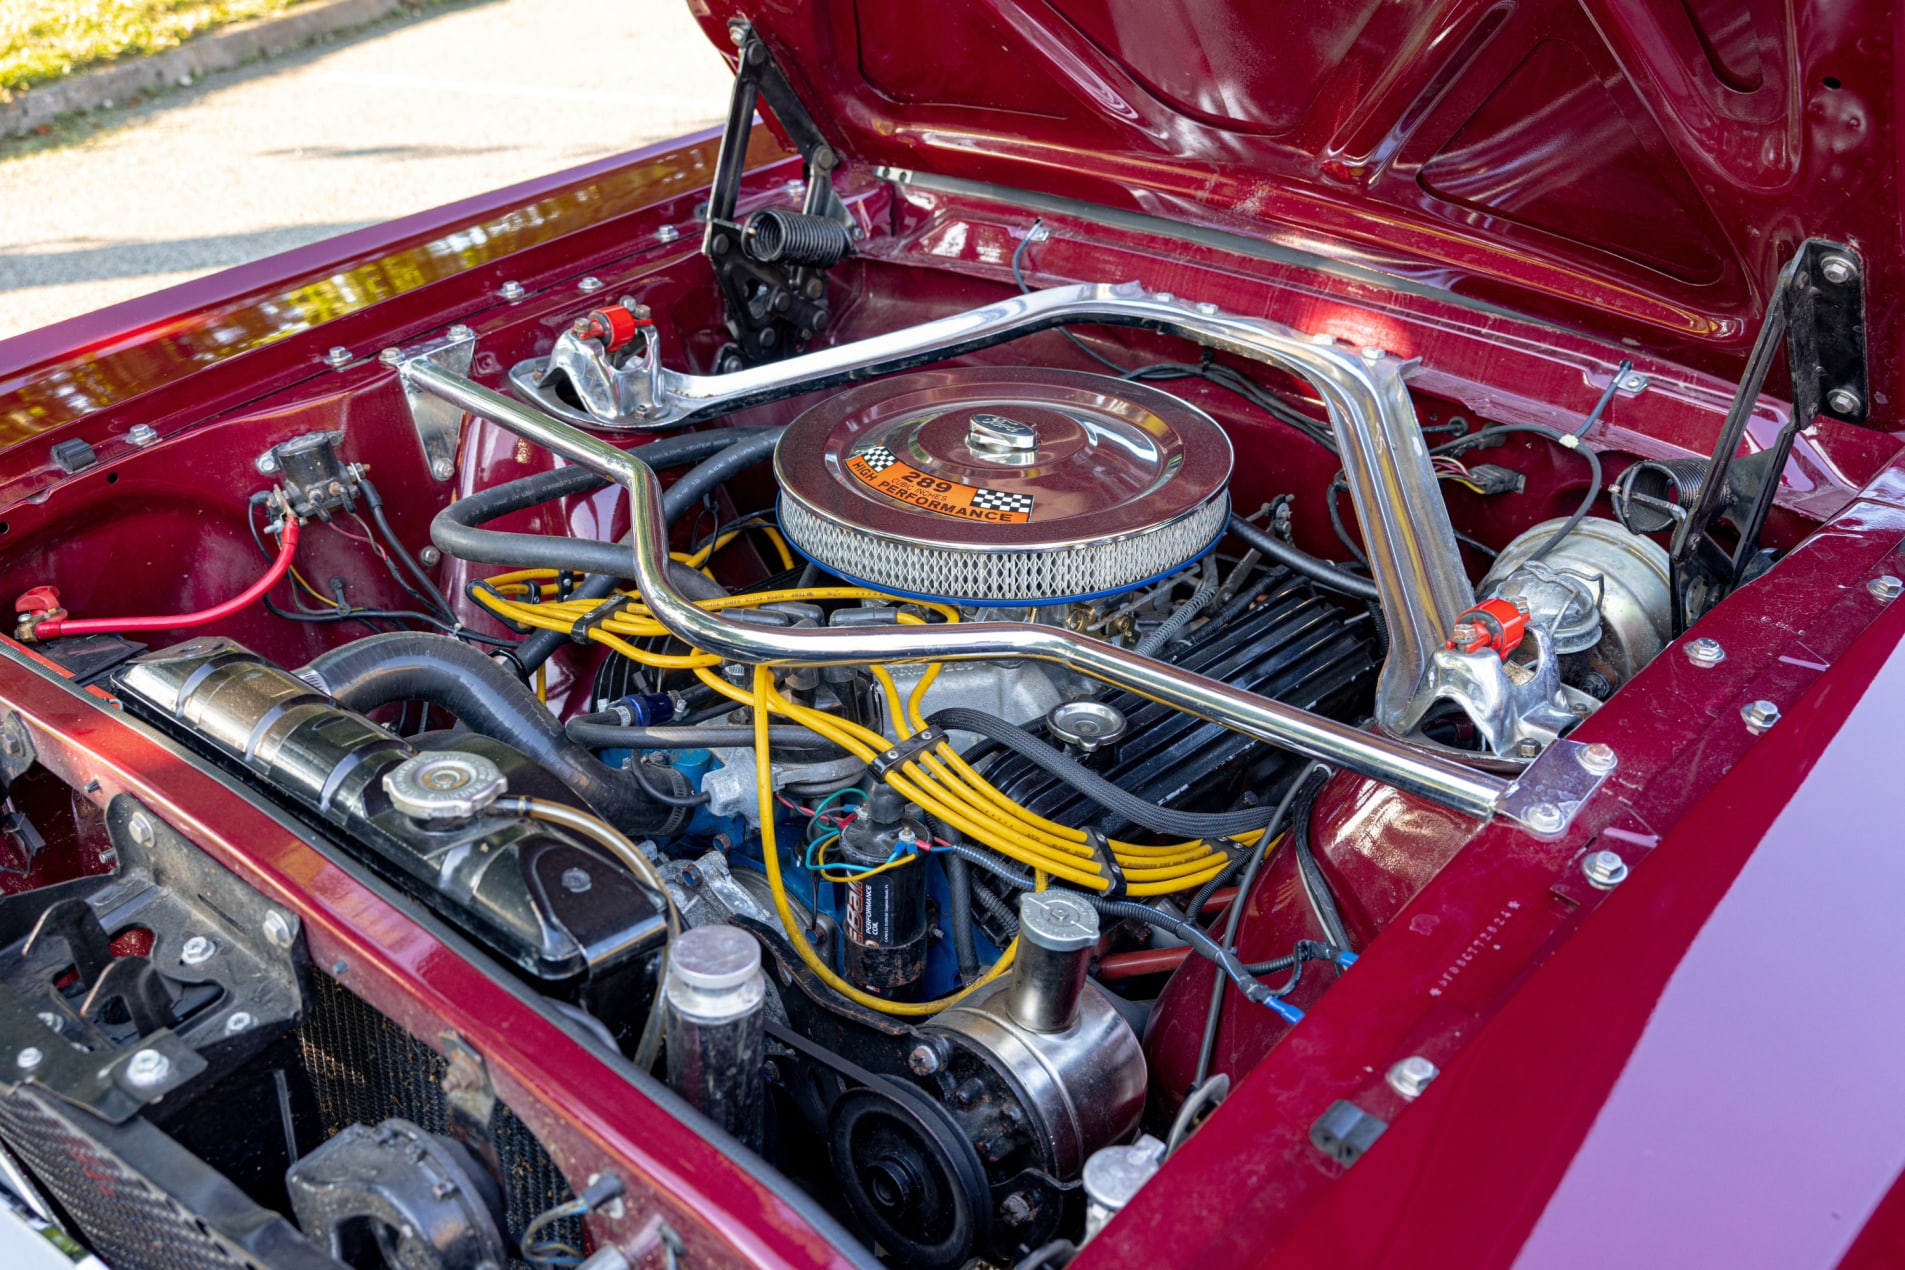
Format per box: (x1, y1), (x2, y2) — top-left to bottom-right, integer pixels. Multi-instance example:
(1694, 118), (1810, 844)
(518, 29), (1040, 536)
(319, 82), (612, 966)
(854, 445), (898, 472)
(970, 488), (1036, 514)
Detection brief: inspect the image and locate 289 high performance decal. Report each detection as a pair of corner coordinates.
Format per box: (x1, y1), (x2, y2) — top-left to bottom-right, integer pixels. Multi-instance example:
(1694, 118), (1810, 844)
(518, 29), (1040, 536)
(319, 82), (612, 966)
(846, 445), (1035, 524)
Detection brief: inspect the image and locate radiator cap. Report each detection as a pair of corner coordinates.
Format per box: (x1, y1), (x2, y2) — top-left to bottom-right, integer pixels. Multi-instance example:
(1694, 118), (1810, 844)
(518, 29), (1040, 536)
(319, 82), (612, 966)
(383, 751), (506, 821)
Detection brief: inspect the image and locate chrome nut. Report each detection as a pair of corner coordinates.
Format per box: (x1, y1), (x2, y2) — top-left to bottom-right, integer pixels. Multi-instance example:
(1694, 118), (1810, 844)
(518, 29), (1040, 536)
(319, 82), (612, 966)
(1684, 637), (1725, 667)
(1386, 1055), (1439, 1100)
(1582, 849), (1629, 889)
(1741, 699), (1781, 734)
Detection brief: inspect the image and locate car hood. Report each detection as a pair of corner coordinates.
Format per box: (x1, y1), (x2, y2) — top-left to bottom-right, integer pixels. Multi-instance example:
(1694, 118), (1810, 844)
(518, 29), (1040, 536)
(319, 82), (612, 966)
(690, 0), (1901, 404)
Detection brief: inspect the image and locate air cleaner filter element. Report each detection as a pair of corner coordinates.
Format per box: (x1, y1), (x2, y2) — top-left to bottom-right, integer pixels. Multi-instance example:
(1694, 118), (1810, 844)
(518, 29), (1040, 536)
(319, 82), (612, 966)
(776, 367), (1232, 606)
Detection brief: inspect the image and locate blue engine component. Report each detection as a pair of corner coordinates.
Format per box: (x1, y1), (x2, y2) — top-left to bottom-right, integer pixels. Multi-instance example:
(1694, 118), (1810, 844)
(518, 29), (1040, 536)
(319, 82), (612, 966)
(602, 746), (750, 849)
(605, 744), (1000, 998)
(601, 693), (678, 727)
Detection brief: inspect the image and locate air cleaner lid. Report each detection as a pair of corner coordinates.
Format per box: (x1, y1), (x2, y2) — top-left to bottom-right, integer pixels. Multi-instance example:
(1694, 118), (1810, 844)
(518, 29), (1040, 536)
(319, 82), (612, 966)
(775, 367), (1232, 604)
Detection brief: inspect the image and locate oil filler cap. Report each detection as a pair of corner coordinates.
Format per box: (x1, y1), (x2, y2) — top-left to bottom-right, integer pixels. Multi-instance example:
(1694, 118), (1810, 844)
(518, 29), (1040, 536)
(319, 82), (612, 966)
(383, 751), (507, 821)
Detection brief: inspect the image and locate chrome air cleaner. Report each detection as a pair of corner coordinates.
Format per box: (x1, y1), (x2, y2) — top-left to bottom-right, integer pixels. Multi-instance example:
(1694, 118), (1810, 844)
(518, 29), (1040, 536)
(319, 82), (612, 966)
(775, 367), (1232, 605)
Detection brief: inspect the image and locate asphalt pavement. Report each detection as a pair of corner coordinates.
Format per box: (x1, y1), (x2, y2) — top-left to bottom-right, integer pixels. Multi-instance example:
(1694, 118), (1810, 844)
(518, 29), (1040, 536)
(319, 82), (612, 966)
(0, 0), (734, 339)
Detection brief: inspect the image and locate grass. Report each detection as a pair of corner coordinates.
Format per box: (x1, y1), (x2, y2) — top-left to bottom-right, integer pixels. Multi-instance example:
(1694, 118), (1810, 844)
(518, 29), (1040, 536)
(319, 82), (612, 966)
(0, 0), (319, 99)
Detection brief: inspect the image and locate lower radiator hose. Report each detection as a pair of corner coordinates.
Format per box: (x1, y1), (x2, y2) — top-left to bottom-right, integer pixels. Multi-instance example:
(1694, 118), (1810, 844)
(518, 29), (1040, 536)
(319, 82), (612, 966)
(300, 633), (687, 836)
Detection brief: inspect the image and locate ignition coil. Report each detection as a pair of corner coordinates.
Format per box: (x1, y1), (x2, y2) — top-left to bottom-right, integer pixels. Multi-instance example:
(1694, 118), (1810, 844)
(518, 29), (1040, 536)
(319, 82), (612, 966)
(835, 787), (928, 999)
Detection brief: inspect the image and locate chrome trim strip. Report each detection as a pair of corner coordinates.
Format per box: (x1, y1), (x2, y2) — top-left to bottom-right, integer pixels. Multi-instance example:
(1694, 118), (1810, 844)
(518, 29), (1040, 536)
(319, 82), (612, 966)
(403, 356), (1508, 821)
(520, 281), (1472, 732)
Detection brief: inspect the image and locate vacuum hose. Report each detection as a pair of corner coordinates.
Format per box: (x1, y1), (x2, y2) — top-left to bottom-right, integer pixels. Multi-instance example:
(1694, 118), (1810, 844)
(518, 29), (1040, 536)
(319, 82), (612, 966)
(433, 428), (785, 675)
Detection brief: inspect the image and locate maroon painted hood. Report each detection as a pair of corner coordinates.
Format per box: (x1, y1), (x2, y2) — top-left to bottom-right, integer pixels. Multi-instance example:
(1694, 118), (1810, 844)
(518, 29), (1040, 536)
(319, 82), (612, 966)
(693, 0), (1901, 402)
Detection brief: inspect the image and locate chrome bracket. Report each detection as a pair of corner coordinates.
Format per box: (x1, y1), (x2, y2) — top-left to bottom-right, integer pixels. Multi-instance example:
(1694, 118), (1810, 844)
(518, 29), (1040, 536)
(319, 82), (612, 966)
(1497, 740), (1613, 837)
(1427, 627), (1597, 758)
(512, 318), (663, 429)
(396, 328), (476, 482)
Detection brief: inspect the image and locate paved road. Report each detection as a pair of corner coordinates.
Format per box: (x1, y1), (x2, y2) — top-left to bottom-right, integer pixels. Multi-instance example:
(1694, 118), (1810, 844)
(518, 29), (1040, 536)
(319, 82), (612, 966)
(0, 0), (733, 339)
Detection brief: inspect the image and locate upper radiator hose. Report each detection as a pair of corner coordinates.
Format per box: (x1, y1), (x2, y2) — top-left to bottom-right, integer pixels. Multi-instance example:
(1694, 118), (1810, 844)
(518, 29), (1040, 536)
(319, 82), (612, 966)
(301, 633), (687, 836)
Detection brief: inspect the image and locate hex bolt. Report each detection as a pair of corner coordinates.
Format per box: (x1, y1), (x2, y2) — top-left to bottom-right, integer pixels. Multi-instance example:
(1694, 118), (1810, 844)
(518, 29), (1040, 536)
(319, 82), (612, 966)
(448, 324), (473, 342)
(178, 935), (216, 966)
(1577, 743), (1618, 775)
(378, 347), (403, 366)
(324, 346), (352, 369)
(500, 280), (526, 301)
(1360, 346), (1388, 362)
(16, 1048), (42, 1071)
(1741, 699), (1781, 734)
(657, 225), (681, 244)
(1449, 622), (1478, 646)
(0, 733), (19, 759)
(432, 459), (456, 481)
(419, 546), (442, 567)
(1513, 738), (1541, 759)
(224, 1012), (254, 1035)
(1195, 301), (1219, 315)
(1869, 575), (1902, 601)
(262, 910), (294, 948)
(1685, 637), (1725, 667)
(1152, 291), (1173, 303)
(579, 276), (605, 293)
(127, 814), (155, 847)
(1582, 849), (1629, 889)
(1525, 802), (1565, 835)
(1386, 1055), (1439, 1100)
(127, 424), (158, 447)
(1819, 254), (1859, 286)
(1309, 331), (1336, 344)
(125, 1049), (171, 1088)
(1000, 1193), (1033, 1226)
(1828, 387), (1863, 416)
(255, 451), (280, 475)
(908, 1044), (941, 1077)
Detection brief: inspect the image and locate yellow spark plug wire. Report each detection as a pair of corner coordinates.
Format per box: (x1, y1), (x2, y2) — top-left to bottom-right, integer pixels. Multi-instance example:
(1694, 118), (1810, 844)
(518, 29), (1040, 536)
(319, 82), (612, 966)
(472, 574), (1237, 894)
(749, 665), (1028, 1018)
